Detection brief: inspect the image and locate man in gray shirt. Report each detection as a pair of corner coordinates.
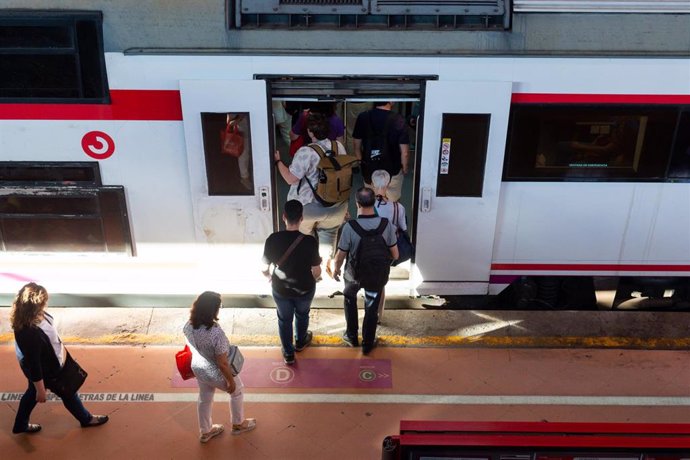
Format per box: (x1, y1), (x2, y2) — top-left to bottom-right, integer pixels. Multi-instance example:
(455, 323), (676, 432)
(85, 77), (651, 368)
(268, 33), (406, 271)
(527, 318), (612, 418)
(332, 187), (398, 354)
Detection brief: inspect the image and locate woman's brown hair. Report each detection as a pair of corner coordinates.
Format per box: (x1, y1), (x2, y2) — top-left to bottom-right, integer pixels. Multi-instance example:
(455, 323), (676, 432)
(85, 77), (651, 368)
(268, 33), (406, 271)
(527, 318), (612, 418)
(189, 291), (222, 330)
(10, 283), (48, 331)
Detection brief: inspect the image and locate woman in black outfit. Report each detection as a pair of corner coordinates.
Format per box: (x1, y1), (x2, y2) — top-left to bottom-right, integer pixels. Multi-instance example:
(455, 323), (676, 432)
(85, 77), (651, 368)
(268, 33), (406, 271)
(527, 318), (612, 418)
(11, 282), (109, 434)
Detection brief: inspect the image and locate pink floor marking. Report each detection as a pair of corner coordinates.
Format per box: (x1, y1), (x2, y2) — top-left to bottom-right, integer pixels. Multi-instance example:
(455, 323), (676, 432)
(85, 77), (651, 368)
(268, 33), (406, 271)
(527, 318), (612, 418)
(172, 358), (392, 389)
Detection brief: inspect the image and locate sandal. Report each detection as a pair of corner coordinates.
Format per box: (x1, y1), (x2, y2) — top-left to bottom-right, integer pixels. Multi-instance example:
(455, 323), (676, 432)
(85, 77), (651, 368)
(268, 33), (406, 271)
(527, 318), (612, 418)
(81, 415), (109, 428)
(232, 418), (256, 435)
(200, 424), (224, 443)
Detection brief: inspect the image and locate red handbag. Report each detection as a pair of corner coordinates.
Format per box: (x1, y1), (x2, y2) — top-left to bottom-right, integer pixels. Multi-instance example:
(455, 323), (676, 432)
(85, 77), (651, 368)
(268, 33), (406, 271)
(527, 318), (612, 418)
(175, 344), (195, 380)
(288, 135), (304, 157)
(288, 109), (309, 157)
(220, 120), (244, 158)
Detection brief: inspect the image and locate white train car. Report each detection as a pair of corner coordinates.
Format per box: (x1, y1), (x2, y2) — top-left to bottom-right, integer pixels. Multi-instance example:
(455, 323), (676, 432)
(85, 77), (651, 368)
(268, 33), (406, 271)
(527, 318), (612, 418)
(2, 50), (690, 306)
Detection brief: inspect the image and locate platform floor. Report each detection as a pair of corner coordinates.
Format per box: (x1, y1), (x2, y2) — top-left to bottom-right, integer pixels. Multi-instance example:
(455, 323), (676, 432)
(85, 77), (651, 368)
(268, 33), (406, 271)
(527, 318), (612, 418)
(1, 344), (689, 459)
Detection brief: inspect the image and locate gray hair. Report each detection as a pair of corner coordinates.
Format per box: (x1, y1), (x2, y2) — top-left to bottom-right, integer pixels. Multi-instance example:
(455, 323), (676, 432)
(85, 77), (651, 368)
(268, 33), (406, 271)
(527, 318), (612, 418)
(371, 170), (390, 191)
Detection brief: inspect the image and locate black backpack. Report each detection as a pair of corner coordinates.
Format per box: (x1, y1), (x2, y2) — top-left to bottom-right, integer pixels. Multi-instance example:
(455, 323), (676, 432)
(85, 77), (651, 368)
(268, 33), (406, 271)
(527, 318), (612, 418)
(348, 218), (392, 291)
(361, 111), (395, 182)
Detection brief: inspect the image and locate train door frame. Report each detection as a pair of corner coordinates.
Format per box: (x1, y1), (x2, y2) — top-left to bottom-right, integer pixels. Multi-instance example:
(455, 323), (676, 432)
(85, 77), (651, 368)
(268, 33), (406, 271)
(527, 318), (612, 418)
(260, 75), (432, 286)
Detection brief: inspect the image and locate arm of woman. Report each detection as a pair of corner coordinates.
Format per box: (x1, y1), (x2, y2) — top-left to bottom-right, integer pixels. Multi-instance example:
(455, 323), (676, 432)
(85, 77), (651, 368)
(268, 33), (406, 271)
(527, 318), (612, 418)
(215, 353), (237, 394)
(34, 379), (47, 403)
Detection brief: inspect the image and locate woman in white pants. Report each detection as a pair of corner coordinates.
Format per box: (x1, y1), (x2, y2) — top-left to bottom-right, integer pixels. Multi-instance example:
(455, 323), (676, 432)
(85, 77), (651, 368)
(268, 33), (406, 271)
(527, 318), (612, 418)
(183, 291), (256, 443)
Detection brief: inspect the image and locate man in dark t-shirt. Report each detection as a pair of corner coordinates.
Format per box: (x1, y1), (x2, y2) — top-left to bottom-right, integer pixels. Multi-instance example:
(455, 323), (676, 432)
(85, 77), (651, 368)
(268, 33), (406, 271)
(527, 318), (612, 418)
(352, 101), (410, 202)
(262, 200), (322, 365)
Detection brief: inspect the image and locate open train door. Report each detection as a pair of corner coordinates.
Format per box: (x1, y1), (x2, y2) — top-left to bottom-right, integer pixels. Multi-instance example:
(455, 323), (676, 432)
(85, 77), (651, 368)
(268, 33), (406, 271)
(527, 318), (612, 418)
(179, 80), (272, 246)
(415, 81), (511, 295)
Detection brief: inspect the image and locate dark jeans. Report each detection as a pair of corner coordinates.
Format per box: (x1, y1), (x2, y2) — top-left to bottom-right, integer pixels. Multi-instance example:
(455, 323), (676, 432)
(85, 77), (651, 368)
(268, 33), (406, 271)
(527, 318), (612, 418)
(13, 380), (91, 432)
(273, 287), (315, 356)
(343, 280), (382, 347)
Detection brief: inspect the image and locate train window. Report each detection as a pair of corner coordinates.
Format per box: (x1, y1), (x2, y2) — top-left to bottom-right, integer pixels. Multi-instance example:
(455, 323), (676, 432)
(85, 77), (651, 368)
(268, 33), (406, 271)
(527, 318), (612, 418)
(504, 106), (678, 181)
(0, 11), (109, 102)
(667, 111), (690, 180)
(200, 112), (254, 196)
(436, 113), (490, 197)
(0, 162), (101, 186)
(0, 187), (133, 254)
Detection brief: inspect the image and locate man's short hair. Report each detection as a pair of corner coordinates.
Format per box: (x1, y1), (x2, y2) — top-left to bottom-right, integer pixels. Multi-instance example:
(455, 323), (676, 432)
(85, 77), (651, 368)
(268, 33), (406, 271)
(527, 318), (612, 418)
(375, 101), (391, 108)
(355, 187), (376, 208)
(306, 112), (330, 140)
(284, 199), (303, 224)
(371, 170), (390, 191)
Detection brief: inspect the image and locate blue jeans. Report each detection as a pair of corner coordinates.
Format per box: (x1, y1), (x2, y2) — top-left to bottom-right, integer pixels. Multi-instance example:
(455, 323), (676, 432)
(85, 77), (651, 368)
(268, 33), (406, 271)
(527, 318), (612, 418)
(273, 288), (315, 356)
(343, 280), (382, 347)
(13, 379), (91, 432)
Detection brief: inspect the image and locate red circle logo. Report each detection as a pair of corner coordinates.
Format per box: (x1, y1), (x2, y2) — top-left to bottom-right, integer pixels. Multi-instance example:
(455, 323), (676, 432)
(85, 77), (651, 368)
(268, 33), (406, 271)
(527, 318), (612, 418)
(81, 131), (115, 159)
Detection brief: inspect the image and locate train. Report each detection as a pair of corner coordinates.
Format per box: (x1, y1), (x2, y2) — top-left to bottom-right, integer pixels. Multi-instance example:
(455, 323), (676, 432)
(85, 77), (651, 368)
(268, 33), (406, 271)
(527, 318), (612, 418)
(1, 11), (690, 308)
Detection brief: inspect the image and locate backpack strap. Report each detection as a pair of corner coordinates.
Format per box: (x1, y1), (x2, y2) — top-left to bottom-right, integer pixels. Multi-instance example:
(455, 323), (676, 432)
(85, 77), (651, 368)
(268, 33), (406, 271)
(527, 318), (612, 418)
(349, 218), (388, 238)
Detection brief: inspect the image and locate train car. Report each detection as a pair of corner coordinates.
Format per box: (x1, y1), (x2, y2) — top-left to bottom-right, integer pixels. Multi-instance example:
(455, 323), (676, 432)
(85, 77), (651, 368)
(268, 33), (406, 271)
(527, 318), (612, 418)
(1, 11), (690, 307)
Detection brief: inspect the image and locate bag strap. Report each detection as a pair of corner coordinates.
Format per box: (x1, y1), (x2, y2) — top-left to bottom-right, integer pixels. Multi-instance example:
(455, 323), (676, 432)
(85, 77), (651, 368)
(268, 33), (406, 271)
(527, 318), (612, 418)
(349, 218), (388, 238)
(393, 202), (399, 232)
(274, 234), (305, 272)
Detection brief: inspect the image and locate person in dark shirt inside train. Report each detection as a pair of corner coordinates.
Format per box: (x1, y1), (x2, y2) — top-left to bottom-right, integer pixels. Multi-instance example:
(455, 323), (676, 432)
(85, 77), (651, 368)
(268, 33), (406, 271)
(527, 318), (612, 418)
(352, 101), (410, 203)
(11, 282), (109, 434)
(262, 200), (322, 365)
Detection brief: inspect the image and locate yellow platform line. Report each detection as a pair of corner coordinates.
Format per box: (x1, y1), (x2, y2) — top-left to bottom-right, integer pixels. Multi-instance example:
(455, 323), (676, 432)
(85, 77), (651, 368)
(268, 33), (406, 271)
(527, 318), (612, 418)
(1, 333), (689, 349)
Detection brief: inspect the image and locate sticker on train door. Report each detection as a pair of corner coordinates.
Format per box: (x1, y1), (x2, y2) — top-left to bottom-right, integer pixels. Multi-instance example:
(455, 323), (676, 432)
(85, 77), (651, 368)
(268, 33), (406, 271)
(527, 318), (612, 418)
(440, 137), (451, 174)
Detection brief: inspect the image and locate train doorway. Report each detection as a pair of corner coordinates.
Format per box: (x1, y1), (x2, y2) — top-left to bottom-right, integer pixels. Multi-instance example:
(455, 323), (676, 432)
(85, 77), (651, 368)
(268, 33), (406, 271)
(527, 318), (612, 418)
(265, 76), (426, 286)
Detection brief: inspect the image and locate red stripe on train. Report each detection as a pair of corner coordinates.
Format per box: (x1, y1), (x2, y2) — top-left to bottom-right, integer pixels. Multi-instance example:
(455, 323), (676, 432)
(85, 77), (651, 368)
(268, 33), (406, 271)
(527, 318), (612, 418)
(491, 263), (690, 272)
(512, 93), (690, 104)
(0, 90), (182, 121)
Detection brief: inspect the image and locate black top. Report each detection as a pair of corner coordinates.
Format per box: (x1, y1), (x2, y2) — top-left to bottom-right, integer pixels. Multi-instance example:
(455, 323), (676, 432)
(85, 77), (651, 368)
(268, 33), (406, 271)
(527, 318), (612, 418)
(262, 230), (321, 297)
(14, 324), (61, 382)
(352, 108), (410, 176)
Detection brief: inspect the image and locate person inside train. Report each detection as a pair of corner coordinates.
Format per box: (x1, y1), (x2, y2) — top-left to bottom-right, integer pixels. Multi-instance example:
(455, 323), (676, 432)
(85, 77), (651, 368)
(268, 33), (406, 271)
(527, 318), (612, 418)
(275, 112), (350, 275)
(182, 291), (256, 443)
(352, 101), (410, 203)
(11, 282), (109, 434)
(288, 101), (345, 156)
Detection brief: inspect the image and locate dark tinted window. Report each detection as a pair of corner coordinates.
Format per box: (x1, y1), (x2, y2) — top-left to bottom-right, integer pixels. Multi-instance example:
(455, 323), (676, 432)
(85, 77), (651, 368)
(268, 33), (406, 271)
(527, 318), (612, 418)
(200, 112), (254, 196)
(0, 187), (132, 254)
(0, 162), (101, 185)
(667, 111), (690, 180)
(0, 11), (108, 102)
(436, 113), (490, 197)
(504, 105), (678, 181)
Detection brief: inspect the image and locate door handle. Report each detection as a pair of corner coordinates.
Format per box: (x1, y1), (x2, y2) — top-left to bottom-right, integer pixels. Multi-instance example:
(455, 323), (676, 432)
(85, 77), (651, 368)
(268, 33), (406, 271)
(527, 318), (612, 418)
(421, 187), (432, 212)
(259, 186), (270, 211)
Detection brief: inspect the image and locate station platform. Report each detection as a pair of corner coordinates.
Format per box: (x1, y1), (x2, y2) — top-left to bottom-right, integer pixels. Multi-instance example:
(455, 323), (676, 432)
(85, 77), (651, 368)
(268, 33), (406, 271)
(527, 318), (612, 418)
(1, 343), (689, 459)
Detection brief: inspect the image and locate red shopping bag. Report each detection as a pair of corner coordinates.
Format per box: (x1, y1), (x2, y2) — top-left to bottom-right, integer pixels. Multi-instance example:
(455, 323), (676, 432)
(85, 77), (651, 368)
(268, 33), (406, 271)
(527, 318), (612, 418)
(220, 121), (244, 158)
(175, 345), (195, 380)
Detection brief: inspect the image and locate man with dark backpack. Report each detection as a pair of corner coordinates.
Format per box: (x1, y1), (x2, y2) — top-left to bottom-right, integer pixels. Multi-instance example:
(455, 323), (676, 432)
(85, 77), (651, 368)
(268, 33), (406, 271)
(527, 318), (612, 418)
(332, 187), (398, 354)
(352, 101), (410, 202)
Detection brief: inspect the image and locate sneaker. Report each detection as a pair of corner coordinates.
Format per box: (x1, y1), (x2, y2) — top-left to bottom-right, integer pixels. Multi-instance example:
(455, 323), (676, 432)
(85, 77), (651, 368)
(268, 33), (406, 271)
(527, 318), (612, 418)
(362, 339), (378, 355)
(13, 423), (41, 434)
(81, 415), (109, 428)
(295, 331), (313, 352)
(232, 418), (257, 435)
(342, 333), (359, 347)
(283, 353), (295, 365)
(200, 424), (224, 443)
